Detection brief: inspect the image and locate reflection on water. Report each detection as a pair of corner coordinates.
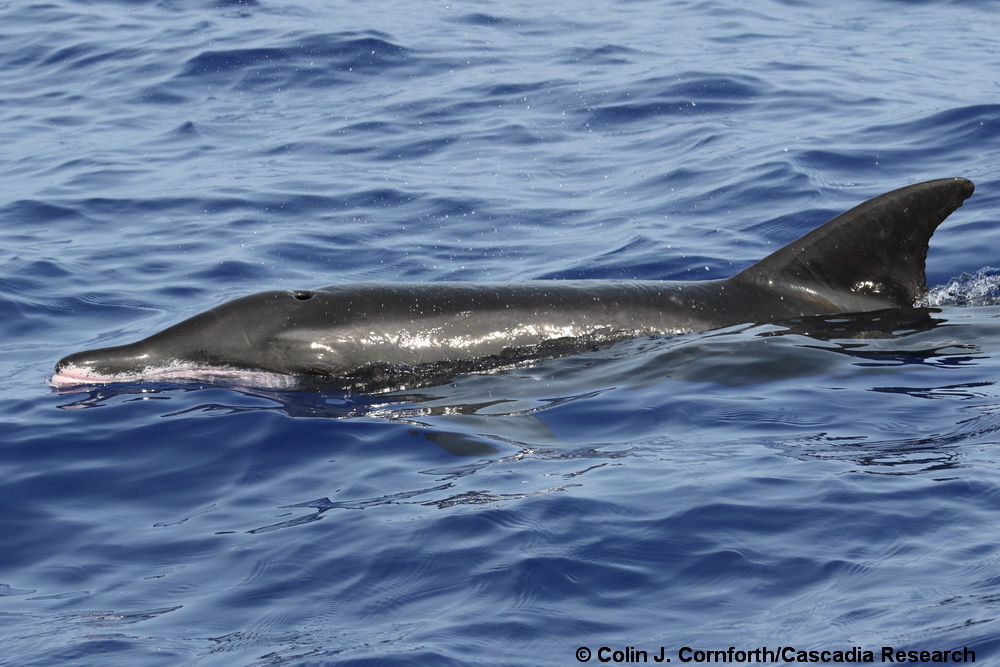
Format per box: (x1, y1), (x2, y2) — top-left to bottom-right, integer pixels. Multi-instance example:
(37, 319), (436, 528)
(872, 382), (994, 400)
(248, 482), (582, 533)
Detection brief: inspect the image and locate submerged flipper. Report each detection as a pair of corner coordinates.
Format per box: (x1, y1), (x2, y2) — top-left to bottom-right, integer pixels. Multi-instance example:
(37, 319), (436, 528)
(734, 178), (975, 308)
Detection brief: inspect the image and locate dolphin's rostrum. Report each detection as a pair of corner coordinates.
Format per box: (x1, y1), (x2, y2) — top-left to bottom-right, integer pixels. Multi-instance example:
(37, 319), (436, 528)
(52, 178), (975, 391)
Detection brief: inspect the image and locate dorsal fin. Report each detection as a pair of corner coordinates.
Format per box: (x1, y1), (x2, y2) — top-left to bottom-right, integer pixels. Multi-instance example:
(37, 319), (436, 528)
(733, 177), (974, 307)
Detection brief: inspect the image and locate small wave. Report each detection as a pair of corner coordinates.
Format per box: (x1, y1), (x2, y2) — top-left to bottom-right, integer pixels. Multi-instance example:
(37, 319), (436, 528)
(582, 73), (765, 129)
(176, 33), (414, 92)
(921, 267), (1000, 307)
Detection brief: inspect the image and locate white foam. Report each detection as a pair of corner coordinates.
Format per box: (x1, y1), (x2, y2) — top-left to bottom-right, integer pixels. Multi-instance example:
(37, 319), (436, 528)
(921, 266), (1000, 307)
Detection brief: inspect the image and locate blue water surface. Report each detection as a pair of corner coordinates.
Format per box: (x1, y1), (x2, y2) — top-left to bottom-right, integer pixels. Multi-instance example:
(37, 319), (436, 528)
(3, 0), (1000, 664)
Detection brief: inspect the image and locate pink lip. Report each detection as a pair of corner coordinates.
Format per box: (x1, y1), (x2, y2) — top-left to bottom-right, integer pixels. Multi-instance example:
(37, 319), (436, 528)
(49, 367), (123, 386)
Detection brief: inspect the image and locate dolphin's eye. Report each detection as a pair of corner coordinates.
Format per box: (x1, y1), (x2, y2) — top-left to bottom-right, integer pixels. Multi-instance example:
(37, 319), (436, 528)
(292, 290), (314, 301)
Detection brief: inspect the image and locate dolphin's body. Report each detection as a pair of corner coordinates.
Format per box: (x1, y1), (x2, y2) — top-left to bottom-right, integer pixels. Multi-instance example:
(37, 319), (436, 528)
(52, 178), (975, 391)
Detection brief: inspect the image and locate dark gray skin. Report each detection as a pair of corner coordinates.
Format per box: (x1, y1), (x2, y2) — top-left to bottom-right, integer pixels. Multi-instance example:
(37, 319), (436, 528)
(53, 178), (975, 391)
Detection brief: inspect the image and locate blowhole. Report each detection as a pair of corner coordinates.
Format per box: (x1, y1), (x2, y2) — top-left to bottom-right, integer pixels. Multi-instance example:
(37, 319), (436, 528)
(292, 290), (314, 301)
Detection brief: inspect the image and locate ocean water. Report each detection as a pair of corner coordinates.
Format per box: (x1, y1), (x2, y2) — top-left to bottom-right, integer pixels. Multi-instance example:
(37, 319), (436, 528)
(3, 0), (1000, 664)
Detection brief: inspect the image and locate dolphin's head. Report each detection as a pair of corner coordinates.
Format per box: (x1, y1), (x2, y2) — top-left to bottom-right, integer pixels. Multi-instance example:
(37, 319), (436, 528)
(51, 289), (330, 388)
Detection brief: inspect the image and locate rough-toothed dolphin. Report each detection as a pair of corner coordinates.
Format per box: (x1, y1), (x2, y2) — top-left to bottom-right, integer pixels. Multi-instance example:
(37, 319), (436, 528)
(51, 178), (975, 391)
